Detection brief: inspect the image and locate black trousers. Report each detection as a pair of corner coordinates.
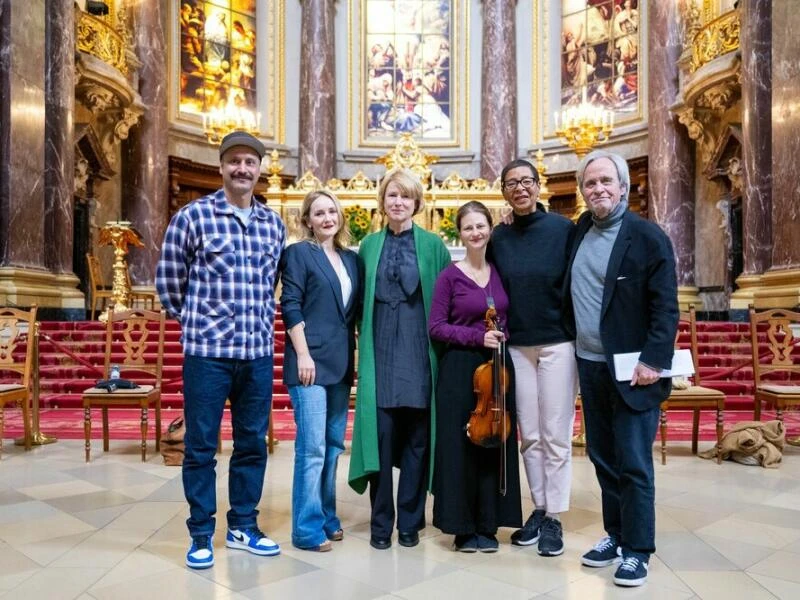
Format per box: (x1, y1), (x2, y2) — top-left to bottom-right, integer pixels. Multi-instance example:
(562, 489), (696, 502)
(369, 406), (430, 538)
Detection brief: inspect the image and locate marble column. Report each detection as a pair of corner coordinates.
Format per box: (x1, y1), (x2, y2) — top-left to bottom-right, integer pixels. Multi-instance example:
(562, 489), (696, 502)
(755, 0), (800, 307)
(44, 0), (75, 275)
(298, 0), (336, 181)
(480, 0), (517, 182)
(731, 0), (772, 308)
(648, 0), (697, 306)
(123, 0), (169, 286)
(0, 0), (46, 270)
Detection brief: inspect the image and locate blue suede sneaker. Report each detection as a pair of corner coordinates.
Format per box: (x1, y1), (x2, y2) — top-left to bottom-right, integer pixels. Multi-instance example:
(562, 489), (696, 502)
(581, 535), (622, 567)
(226, 527), (280, 556)
(614, 554), (649, 587)
(186, 536), (214, 569)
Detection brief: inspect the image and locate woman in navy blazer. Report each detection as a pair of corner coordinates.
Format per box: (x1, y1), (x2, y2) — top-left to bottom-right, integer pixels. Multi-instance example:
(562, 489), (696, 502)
(280, 190), (360, 552)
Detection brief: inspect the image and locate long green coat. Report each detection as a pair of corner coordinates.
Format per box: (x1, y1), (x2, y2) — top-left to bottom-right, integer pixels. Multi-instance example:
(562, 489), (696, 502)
(348, 224), (451, 494)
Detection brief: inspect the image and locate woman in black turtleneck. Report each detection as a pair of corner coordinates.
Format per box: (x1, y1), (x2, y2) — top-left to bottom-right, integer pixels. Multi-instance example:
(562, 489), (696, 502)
(488, 159), (578, 558)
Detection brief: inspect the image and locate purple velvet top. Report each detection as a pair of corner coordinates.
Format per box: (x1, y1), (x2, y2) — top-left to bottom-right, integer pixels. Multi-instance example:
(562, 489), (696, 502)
(429, 263), (509, 347)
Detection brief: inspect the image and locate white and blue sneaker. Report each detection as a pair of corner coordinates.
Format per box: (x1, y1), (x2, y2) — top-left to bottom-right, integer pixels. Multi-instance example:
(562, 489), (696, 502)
(226, 527), (280, 556)
(614, 554), (649, 587)
(186, 536), (214, 569)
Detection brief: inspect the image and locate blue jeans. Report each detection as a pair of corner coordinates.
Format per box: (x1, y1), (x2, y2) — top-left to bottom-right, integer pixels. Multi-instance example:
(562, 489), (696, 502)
(182, 354), (273, 538)
(289, 382), (350, 548)
(577, 357), (660, 557)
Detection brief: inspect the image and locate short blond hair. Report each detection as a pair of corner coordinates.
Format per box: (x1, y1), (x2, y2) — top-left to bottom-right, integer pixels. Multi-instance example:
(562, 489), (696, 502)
(377, 168), (425, 215)
(299, 190), (352, 249)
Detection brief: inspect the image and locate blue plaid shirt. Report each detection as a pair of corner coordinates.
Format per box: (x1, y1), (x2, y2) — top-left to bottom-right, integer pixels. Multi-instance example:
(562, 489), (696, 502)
(156, 189), (286, 360)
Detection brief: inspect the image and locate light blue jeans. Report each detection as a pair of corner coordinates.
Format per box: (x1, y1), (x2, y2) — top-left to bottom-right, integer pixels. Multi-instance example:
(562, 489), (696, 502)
(289, 382), (350, 548)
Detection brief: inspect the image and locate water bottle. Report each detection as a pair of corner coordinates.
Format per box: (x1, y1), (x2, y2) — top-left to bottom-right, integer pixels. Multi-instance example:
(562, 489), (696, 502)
(110, 364), (121, 380)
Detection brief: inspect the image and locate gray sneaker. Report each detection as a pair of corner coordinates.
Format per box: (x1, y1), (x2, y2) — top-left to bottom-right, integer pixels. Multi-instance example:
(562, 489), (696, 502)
(511, 509), (546, 546)
(581, 536), (621, 567)
(537, 517), (564, 557)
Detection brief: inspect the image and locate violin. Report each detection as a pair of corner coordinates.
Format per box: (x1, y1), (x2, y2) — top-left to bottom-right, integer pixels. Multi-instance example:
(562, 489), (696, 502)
(466, 306), (512, 494)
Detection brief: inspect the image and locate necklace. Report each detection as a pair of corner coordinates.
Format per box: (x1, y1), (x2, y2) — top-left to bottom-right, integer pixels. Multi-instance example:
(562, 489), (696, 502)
(460, 261), (494, 309)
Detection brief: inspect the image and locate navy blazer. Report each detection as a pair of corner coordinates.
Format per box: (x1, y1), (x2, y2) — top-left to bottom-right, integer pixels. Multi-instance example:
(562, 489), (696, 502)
(279, 240), (361, 387)
(563, 210), (679, 411)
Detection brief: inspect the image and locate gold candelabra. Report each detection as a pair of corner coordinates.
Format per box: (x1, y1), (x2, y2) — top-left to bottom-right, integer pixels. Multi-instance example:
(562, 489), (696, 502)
(203, 103), (261, 144)
(98, 221), (144, 322)
(554, 87), (615, 221)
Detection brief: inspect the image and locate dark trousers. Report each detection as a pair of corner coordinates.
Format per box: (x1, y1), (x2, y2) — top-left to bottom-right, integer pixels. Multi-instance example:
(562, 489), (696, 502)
(577, 357), (660, 557)
(369, 406), (430, 538)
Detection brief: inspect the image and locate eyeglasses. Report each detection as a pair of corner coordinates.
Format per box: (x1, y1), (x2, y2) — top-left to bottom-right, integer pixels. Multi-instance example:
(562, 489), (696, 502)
(502, 177), (538, 191)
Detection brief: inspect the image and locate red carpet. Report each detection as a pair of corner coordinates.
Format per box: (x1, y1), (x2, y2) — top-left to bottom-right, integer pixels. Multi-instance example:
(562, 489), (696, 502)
(4, 407), (798, 442)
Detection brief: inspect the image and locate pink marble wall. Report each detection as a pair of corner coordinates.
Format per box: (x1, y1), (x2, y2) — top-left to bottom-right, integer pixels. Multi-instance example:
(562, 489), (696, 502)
(123, 0), (169, 285)
(0, 0), (46, 269)
(648, 0), (695, 286)
(298, 0), (336, 181)
(740, 0), (772, 276)
(770, 0), (800, 269)
(480, 0), (517, 182)
(44, 0), (75, 275)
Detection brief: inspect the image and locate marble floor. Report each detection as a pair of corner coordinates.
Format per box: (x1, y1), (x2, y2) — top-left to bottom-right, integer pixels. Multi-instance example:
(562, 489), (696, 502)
(1, 439), (800, 600)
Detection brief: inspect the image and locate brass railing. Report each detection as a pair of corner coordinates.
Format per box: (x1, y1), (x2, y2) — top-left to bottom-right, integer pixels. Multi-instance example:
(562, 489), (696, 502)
(690, 9), (740, 73)
(76, 9), (128, 75)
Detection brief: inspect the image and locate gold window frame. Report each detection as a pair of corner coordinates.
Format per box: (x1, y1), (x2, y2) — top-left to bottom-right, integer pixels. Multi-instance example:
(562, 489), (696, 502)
(167, 0), (284, 143)
(348, 0), (469, 149)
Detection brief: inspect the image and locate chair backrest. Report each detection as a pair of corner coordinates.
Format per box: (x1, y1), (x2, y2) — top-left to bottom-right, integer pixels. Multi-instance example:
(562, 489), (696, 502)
(86, 253), (106, 291)
(0, 306), (38, 390)
(748, 306), (800, 386)
(103, 308), (167, 388)
(677, 304), (703, 386)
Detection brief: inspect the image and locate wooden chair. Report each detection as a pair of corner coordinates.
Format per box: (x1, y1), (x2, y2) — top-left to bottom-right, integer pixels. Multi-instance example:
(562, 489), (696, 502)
(749, 306), (800, 425)
(86, 253), (114, 320)
(0, 306), (37, 455)
(81, 308), (166, 462)
(125, 268), (157, 310)
(659, 305), (725, 465)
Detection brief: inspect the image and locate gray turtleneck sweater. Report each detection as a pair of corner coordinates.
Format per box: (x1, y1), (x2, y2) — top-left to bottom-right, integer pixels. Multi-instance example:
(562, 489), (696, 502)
(571, 199), (628, 361)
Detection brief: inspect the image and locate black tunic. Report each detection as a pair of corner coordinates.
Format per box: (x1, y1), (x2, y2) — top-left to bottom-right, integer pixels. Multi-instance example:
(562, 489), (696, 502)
(432, 346), (522, 535)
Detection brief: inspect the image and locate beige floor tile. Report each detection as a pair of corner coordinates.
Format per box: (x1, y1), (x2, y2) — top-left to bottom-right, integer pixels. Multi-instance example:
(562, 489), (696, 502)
(394, 569), (537, 600)
(696, 533), (779, 570)
(695, 517), (800, 549)
(543, 569), (694, 599)
(0, 542), (40, 592)
(0, 512), (97, 546)
(676, 571), (778, 600)
(748, 551), (800, 583)
(89, 568), (248, 600)
(748, 573), (800, 600)
(241, 568), (386, 600)
(0, 566), (107, 600)
(17, 480), (106, 500)
(88, 548), (181, 589)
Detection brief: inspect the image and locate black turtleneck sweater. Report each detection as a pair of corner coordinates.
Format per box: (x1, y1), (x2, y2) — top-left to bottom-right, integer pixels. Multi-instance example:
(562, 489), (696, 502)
(488, 205), (575, 346)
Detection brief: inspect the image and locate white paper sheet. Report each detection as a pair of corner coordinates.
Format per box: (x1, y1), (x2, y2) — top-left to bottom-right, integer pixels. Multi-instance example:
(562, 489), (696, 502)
(612, 349), (695, 382)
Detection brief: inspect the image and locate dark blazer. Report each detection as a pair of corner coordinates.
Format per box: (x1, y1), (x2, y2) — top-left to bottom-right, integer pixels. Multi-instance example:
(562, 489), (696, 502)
(279, 240), (361, 387)
(563, 210), (679, 411)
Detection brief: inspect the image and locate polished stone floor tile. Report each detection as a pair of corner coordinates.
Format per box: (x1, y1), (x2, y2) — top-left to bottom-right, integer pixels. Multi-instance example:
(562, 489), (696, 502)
(0, 439), (798, 599)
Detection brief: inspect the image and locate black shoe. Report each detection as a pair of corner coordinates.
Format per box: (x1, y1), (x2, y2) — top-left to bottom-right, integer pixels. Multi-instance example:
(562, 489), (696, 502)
(370, 535), (392, 550)
(511, 509), (546, 546)
(537, 517), (564, 556)
(477, 533), (499, 553)
(453, 534), (478, 553)
(398, 530), (419, 547)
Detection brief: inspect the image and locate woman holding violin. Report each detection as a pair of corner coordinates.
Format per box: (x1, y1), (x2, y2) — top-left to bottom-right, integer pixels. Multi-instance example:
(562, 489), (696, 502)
(429, 201), (522, 552)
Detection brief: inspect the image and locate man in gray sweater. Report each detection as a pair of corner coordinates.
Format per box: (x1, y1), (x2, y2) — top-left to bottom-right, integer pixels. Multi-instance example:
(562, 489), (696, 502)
(563, 150), (679, 587)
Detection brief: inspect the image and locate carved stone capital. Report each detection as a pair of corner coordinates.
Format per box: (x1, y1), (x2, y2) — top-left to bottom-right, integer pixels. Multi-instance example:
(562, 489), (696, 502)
(83, 87), (119, 114)
(113, 107), (143, 141)
(696, 80), (740, 112)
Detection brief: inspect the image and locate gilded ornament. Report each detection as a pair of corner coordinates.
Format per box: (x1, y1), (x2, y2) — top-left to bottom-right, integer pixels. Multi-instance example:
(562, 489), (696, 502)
(690, 9), (740, 73)
(76, 9), (128, 75)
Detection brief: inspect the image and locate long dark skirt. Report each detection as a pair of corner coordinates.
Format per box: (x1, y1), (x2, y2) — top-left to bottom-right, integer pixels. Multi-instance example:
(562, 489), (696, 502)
(432, 347), (522, 535)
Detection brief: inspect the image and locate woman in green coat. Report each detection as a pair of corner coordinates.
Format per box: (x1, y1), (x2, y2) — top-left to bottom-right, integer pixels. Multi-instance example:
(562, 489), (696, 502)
(348, 168), (451, 550)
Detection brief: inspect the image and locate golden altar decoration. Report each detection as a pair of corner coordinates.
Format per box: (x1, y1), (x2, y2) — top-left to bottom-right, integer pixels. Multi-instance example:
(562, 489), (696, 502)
(264, 134), (505, 245)
(97, 221), (144, 322)
(76, 8), (128, 75)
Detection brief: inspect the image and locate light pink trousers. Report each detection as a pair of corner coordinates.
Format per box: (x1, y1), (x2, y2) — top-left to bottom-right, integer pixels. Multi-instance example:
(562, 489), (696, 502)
(509, 341), (578, 514)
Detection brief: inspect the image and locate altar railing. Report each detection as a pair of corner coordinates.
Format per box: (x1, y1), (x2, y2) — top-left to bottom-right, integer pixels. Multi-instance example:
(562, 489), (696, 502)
(263, 135), (506, 246)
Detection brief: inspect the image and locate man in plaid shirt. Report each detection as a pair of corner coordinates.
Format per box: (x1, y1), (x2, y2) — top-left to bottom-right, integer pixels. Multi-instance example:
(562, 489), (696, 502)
(156, 131), (286, 569)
